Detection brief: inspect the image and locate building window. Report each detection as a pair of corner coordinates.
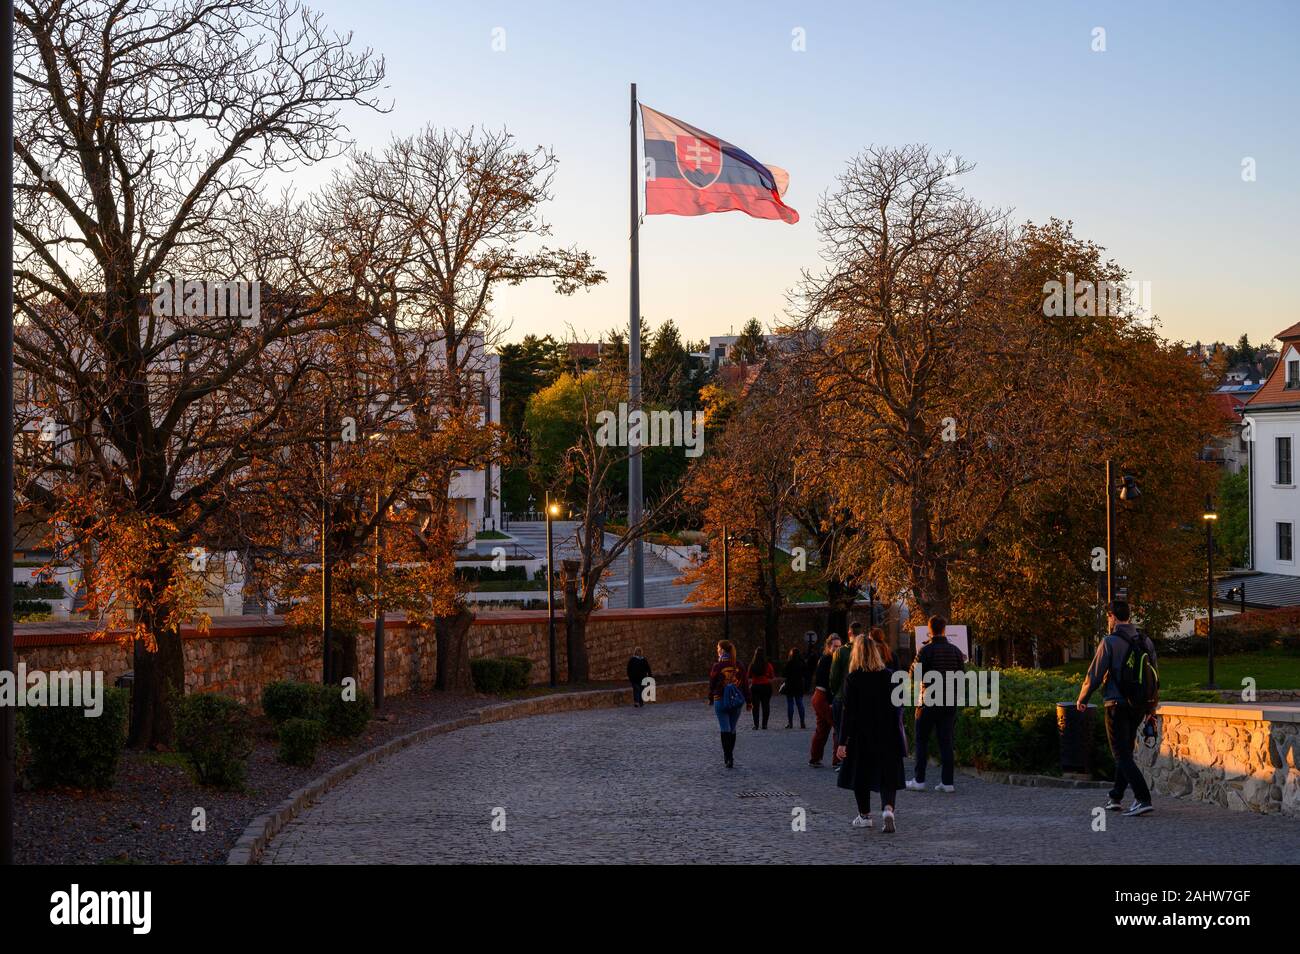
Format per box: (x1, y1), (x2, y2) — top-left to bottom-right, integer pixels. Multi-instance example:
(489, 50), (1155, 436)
(1278, 436), (1294, 485)
(1280, 522), (1295, 563)
(1287, 359), (1300, 389)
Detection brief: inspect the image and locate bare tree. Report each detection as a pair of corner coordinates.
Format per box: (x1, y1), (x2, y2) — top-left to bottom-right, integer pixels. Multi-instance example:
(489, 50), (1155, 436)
(314, 126), (604, 687)
(12, 0), (385, 745)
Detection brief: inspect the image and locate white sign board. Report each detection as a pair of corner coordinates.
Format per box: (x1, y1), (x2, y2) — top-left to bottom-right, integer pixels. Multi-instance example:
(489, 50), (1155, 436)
(913, 625), (969, 659)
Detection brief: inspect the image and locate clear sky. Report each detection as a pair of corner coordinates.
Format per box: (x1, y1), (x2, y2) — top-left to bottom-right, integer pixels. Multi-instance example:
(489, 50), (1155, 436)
(303, 0), (1299, 349)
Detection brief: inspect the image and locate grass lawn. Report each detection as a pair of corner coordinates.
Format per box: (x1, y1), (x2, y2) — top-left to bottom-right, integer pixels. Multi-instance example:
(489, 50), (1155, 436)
(1053, 648), (1300, 691)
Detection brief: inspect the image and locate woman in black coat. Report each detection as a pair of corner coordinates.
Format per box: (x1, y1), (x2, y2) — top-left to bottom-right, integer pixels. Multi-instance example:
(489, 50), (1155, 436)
(835, 636), (907, 833)
(781, 647), (807, 729)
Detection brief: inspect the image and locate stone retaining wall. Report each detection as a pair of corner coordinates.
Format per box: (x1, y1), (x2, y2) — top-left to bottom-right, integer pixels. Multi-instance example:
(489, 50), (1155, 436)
(1139, 702), (1300, 816)
(15, 604), (833, 711)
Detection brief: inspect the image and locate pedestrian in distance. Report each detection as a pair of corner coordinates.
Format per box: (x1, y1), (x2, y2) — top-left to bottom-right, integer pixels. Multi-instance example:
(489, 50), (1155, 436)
(869, 626), (893, 666)
(1077, 600), (1160, 817)
(836, 636), (907, 833)
(905, 615), (966, 793)
(803, 632), (820, 697)
(781, 646), (807, 729)
(707, 639), (752, 768)
(749, 647), (775, 729)
(627, 647), (652, 707)
(808, 634), (841, 767)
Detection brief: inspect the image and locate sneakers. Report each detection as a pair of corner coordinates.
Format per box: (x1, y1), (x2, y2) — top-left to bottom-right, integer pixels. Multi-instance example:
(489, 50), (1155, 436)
(809, 760), (823, 768)
(1123, 801), (1154, 817)
(851, 814), (873, 829)
(1104, 798), (1124, 812)
(904, 779), (926, 791)
(881, 809), (896, 833)
(933, 784), (955, 793)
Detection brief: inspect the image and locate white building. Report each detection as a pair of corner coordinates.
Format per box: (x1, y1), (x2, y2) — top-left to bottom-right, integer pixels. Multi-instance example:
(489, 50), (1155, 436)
(1242, 321), (1300, 603)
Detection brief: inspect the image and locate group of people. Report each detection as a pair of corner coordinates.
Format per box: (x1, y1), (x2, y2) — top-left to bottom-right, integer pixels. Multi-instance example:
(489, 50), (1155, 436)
(703, 600), (1160, 832)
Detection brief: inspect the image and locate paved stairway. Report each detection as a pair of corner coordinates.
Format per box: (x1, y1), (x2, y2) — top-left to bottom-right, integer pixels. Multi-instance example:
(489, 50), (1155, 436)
(502, 521), (694, 608)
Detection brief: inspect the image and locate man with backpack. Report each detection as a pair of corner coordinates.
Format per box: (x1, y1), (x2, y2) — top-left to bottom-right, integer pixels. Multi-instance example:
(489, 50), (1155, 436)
(1077, 600), (1159, 817)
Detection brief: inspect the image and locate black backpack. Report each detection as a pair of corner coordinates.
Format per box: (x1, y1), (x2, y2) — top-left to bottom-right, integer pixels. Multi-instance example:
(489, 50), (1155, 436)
(1115, 630), (1159, 713)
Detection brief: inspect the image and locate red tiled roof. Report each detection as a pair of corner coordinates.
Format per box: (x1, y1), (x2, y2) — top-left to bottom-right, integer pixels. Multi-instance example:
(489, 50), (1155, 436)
(1210, 392), (1245, 422)
(1247, 333), (1300, 408)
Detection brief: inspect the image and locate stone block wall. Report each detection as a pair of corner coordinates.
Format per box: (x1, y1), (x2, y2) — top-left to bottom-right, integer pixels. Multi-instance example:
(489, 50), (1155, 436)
(15, 604), (836, 711)
(1138, 702), (1300, 816)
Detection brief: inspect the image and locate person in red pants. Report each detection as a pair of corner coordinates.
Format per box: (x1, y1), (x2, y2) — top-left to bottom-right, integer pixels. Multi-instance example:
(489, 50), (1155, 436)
(808, 634), (841, 767)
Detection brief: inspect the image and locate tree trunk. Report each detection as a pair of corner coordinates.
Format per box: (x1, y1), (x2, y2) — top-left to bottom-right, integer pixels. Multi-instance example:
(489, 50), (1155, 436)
(340, 627), (359, 684)
(434, 604), (474, 690)
(129, 626), (185, 749)
(562, 560), (589, 683)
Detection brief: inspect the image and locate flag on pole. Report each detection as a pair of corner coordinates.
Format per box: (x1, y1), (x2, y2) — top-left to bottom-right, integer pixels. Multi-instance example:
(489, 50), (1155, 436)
(639, 104), (798, 224)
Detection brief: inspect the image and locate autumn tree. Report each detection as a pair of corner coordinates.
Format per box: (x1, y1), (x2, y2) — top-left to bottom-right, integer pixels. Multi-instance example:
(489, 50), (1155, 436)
(313, 126), (603, 687)
(797, 145), (1221, 661)
(797, 146), (1085, 621)
(12, 0), (384, 744)
(534, 364), (682, 683)
(682, 365), (801, 657)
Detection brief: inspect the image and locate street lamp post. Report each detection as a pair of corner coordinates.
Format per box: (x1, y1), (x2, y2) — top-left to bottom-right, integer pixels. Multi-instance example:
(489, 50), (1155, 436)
(722, 524), (730, 643)
(545, 492), (559, 687)
(373, 485), (386, 710)
(1103, 459), (1140, 608)
(2, 0), (16, 868)
(321, 398), (333, 685)
(1203, 495), (1218, 689)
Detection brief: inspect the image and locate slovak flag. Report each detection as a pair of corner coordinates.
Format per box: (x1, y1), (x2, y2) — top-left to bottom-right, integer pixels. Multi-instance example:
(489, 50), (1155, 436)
(640, 104), (798, 224)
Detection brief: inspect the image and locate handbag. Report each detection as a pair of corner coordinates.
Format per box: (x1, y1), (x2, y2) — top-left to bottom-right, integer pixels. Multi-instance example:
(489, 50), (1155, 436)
(722, 682), (745, 709)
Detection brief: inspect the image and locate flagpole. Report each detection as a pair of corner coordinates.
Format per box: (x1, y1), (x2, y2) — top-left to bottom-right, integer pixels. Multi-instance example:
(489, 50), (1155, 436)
(627, 81), (645, 608)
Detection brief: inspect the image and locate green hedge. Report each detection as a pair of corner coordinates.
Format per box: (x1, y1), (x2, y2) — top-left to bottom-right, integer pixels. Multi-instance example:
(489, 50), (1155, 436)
(456, 564), (529, 583)
(14, 581), (65, 600)
(314, 684), (373, 740)
(14, 600), (53, 621)
(904, 668), (1217, 779)
(262, 680), (317, 726)
(175, 693), (254, 790)
(262, 679), (372, 741)
(469, 656), (533, 693)
(276, 717), (323, 767)
(21, 686), (129, 789)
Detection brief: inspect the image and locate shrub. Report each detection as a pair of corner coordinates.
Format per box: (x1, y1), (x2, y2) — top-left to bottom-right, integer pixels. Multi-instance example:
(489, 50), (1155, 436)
(469, 655), (533, 693)
(312, 684), (373, 740)
(455, 564), (528, 583)
(262, 680), (317, 726)
(175, 692), (254, 789)
(276, 717), (323, 767)
(13, 600), (53, 621)
(22, 686), (128, 789)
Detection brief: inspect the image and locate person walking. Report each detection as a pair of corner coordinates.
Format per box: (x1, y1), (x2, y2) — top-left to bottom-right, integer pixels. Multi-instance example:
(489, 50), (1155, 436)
(905, 615), (966, 793)
(749, 647), (776, 729)
(869, 626), (894, 666)
(829, 623), (860, 768)
(707, 640), (752, 768)
(781, 646), (807, 729)
(836, 636), (907, 833)
(803, 633), (820, 698)
(808, 634), (841, 767)
(626, 648), (652, 707)
(1077, 600), (1158, 817)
